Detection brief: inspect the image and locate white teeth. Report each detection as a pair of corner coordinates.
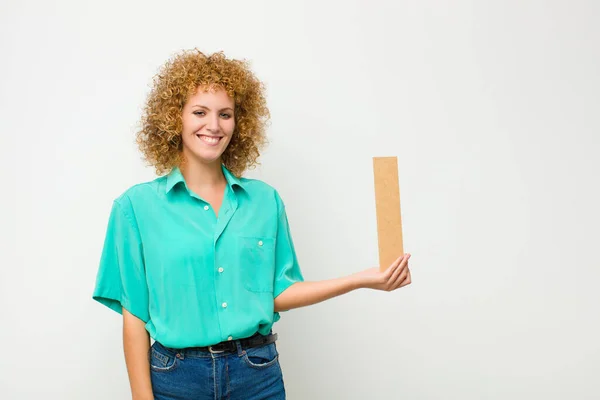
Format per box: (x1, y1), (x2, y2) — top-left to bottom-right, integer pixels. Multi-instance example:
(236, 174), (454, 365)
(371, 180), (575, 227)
(197, 135), (221, 144)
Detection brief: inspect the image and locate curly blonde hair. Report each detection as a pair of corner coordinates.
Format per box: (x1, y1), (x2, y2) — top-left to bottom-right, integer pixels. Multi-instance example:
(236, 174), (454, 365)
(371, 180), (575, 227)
(135, 49), (270, 177)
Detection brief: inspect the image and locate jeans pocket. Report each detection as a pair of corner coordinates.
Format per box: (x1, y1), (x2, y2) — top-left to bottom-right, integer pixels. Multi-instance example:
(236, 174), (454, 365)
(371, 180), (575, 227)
(149, 343), (179, 372)
(241, 343), (279, 369)
(239, 236), (275, 293)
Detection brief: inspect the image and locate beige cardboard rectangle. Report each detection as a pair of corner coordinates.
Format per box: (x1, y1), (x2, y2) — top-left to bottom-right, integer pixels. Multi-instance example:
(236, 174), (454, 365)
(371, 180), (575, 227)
(373, 157), (404, 271)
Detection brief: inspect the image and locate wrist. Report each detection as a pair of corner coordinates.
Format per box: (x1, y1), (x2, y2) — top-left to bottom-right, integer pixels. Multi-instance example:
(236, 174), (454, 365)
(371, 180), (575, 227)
(346, 273), (366, 290)
(132, 394), (153, 400)
(131, 387), (153, 400)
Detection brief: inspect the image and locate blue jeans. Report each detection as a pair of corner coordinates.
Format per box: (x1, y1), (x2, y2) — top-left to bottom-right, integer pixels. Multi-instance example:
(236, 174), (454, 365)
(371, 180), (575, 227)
(149, 339), (286, 399)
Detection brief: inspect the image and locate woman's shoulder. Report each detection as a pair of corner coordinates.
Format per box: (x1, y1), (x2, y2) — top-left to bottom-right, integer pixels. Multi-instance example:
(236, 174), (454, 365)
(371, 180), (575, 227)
(238, 175), (274, 191)
(112, 175), (167, 207)
(237, 176), (287, 208)
(238, 176), (284, 198)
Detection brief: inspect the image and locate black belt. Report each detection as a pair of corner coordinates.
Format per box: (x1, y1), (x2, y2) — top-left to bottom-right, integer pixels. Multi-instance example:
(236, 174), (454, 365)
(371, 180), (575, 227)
(192, 332), (278, 353)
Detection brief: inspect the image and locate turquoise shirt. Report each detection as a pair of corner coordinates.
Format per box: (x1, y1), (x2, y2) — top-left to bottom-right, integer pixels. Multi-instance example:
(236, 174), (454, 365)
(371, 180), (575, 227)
(92, 165), (304, 348)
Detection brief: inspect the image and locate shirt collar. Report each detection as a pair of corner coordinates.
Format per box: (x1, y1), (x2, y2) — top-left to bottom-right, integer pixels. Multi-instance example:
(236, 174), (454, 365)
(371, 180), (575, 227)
(165, 164), (246, 194)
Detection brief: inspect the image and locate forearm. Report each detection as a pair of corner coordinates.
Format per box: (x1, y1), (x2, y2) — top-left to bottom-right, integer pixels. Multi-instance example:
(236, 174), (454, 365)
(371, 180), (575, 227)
(122, 308), (153, 400)
(274, 275), (361, 312)
(273, 254), (412, 312)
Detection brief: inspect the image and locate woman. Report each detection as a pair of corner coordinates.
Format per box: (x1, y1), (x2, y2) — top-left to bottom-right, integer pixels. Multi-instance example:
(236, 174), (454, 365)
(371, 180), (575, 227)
(92, 49), (411, 400)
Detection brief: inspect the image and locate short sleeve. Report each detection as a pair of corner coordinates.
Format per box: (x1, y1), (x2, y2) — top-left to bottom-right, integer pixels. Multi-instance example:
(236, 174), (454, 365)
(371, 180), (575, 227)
(92, 199), (149, 322)
(273, 192), (304, 298)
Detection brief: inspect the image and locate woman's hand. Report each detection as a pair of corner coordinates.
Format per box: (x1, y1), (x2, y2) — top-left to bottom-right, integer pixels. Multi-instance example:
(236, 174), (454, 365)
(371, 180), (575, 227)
(352, 253), (412, 291)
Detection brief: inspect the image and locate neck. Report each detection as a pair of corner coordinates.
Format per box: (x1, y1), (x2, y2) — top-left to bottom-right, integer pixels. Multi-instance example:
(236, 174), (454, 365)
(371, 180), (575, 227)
(179, 155), (226, 189)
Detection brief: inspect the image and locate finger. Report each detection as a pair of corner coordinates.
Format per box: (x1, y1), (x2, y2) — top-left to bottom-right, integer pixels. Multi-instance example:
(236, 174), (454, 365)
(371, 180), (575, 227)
(387, 257), (405, 287)
(388, 253), (410, 283)
(401, 253), (411, 267)
(383, 254), (405, 279)
(392, 266), (409, 289)
(399, 269), (412, 288)
(388, 253), (409, 280)
(395, 254), (411, 275)
(392, 255), (411, 289)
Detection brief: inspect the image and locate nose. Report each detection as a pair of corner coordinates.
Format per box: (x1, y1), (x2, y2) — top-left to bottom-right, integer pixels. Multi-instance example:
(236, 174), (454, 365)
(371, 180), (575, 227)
(206, 114), (220, 133)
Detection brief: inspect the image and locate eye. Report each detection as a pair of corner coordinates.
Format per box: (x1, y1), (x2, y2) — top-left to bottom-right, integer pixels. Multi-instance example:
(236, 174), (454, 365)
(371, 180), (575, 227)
(220, 113), (232, 119)
(193, 111), (205, 116)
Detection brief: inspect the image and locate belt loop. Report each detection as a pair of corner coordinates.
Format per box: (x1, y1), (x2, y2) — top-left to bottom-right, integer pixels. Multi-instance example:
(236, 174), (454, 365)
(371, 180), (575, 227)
(234, 340), (244, 356)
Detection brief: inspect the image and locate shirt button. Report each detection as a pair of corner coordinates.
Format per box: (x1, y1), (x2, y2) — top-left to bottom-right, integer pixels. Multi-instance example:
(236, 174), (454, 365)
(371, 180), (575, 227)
(227, 336), (233, 341)
(218, 267), (224, 273)
(258, 240), (263, 246)
(222, 302), (228, 308)
(204, 205), (209, 210)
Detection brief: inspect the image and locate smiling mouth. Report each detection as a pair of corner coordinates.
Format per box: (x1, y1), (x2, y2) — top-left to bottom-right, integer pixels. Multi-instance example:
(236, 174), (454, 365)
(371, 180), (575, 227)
(196, 134), (223, 146)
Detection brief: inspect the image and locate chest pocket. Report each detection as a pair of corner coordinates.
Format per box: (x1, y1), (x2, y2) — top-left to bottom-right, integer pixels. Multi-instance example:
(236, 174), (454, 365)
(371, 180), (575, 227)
(239, 236), (276, 293)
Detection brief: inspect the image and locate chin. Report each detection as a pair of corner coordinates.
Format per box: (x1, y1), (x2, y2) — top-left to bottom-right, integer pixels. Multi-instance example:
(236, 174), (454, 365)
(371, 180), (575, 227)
(186, 148), (226, 165)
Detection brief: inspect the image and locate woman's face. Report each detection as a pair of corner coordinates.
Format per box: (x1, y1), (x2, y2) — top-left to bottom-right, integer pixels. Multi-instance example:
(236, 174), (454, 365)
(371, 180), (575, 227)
(180, 85), (235, 166)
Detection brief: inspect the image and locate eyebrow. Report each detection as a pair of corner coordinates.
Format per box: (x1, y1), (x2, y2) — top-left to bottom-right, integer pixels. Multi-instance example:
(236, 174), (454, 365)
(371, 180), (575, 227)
(192, 105), (234, 112)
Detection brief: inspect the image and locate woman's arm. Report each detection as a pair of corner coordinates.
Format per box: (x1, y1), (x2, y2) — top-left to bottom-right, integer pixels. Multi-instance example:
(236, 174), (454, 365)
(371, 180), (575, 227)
(122, 308), (154, 400)
(274, 253), (411, 312)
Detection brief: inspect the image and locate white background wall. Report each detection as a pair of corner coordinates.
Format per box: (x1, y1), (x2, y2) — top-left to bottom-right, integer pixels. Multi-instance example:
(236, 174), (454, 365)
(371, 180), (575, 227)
(2, 1), (599, 399)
